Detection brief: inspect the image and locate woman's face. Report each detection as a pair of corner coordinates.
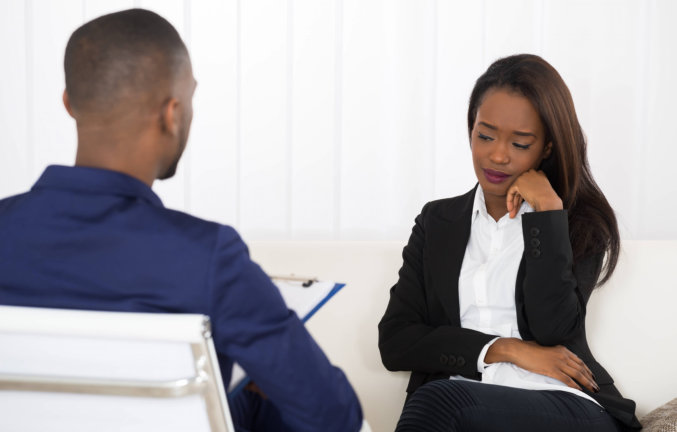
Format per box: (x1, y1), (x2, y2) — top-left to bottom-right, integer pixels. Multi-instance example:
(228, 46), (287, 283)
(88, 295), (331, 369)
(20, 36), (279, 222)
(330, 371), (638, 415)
(470, 87), (552, 202)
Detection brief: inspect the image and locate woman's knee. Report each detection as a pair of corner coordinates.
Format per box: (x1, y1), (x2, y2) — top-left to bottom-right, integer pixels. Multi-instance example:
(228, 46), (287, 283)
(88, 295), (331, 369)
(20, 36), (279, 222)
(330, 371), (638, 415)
(396, 380), (480, 432)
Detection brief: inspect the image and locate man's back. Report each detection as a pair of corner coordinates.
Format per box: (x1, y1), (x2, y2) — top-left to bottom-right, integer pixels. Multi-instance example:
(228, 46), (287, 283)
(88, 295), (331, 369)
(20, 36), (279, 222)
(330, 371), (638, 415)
(0, 165), (362, 432)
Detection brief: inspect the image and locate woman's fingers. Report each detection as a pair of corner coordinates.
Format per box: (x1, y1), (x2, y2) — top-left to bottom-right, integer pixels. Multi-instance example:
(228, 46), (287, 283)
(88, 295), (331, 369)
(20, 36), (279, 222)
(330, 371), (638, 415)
(512, 193), (522, 218)
(562, 362), (599, 393)
(506, 186), (517, 212)
(504, 169), (562, 213)
(553, 371), (583, 391)
(515, 342), (599, 393)
(565, 353), (598, 391)
(506, 185), (523, 218)
(569, 354), (595, 381)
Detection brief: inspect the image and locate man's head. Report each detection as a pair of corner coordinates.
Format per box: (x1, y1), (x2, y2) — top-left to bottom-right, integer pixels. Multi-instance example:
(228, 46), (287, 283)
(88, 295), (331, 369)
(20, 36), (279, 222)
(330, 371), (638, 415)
(64, 9), (196, 183)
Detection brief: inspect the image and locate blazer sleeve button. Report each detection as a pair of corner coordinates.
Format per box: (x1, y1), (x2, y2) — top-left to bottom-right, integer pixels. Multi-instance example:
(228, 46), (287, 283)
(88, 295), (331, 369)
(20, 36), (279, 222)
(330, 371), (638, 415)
(531, 249), (541, 258)
(530, 227), (540, 237)
(530, 238), (540, 247)
(457, 356), (466, 367)
(448, 355), (457, 367)
(440, 354), (448, 365)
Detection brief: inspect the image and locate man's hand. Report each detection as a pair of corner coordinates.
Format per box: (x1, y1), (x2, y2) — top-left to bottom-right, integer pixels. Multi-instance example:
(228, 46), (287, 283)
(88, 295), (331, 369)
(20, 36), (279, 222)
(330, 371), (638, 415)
(506, 169), (563, 218)
(244, 381), (269, 399)
(485, 338), (599, 393)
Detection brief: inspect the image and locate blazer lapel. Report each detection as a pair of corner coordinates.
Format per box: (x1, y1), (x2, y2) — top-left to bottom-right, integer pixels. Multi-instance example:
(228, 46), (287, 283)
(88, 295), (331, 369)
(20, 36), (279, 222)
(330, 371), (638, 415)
(426, 186), (476, 325)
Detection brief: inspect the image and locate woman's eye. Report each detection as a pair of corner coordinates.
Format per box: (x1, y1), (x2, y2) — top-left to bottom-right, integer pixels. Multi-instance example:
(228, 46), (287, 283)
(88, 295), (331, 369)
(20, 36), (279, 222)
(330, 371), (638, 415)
(478, 133), (493, 141)
(512, 142), (531, 150)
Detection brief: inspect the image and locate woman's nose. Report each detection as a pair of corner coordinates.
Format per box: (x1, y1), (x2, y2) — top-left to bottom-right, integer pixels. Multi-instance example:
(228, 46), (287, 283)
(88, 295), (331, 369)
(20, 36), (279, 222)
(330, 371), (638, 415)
(489, 141), (510, 164)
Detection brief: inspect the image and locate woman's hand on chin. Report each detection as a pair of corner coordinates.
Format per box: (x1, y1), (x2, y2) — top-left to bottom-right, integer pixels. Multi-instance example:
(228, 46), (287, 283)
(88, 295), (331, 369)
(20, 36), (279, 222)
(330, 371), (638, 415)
(506, 169), (563, 218)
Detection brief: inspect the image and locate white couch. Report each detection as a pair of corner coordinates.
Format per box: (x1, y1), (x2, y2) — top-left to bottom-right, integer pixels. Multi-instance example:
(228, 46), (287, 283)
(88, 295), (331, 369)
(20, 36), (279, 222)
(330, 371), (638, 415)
(249, 240), (677, 432)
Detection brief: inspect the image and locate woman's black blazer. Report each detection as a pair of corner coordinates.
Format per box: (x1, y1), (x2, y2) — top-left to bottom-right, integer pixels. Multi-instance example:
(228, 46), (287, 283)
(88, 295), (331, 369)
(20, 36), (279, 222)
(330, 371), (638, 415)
(378, 186), (641, 430)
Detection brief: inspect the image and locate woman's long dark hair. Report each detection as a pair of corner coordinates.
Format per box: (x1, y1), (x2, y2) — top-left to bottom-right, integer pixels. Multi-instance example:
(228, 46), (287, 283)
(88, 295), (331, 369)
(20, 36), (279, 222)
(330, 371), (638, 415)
(467, 54), (619, 286)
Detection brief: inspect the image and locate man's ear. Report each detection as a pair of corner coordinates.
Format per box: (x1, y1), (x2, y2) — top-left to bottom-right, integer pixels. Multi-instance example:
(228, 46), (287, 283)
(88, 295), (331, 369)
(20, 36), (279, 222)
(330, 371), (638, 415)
(62, 90), (75, 119)
(159, 97), (180, 136)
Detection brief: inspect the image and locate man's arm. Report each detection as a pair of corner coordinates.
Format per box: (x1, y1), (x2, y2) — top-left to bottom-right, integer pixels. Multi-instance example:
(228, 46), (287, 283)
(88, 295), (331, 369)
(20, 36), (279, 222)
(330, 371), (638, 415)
(208, 225), (362, 432)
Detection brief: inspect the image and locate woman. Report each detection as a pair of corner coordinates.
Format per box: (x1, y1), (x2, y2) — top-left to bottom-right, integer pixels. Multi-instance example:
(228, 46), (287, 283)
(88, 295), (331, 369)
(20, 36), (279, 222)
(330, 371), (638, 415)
(378, 54), (641, 431)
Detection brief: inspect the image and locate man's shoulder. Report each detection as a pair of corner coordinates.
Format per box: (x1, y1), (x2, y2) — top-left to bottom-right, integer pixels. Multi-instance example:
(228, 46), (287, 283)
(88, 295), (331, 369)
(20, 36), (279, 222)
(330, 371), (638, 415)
(0, 191), (30, 210)
(157, 206), (241, 244)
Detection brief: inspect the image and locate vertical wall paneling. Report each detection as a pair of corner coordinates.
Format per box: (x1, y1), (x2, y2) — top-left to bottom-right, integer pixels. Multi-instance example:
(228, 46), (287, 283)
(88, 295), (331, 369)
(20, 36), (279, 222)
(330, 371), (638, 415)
(532, 0), (544, 56)
(483, 0), (540, 65)
(239, 0), (288, 238)
(332, 0), (343, 238)
(137, 0), (188, 212)
(340, 0), (388, 238)
(544, 0), (642, 239)
(643, 0), (677, 238)
(25, 0), (34, 188)
(385, 1), (437, 241)
(182, 0), (192, 213)
(630, 0), (651, 238)
(0, 1), (29, 198)
(30, 0), (81, 183)
(289, 0), (336, 238)
(2, 1), (676, 241)
(188, 0), (239, 226)
(424, 0), (437, 211)
(286, 0), (294, 237)
(433, 0), (484, 201)
(340, 0), (434, 239)
(83, 0), (135, 20)
(235, 0), (242, 230)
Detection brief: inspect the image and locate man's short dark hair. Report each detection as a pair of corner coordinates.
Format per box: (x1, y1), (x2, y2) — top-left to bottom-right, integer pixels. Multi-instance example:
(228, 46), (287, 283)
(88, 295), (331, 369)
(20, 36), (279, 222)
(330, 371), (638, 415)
(64, 8), (189, 114)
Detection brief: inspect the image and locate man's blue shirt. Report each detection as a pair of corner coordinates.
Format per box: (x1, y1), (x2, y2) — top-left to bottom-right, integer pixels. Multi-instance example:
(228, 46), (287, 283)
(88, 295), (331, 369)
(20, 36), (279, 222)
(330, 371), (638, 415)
(0, 165), (362, 431)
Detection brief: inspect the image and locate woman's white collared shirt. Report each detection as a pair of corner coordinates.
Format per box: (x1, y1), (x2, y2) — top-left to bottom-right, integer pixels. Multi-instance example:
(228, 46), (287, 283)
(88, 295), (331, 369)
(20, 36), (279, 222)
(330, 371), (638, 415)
(454, 185), (599, 406)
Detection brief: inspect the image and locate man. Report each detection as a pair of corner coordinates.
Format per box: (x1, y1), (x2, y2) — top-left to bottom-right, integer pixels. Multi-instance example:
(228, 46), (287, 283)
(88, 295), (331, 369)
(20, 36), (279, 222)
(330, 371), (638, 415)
(0, 9), (362, 432)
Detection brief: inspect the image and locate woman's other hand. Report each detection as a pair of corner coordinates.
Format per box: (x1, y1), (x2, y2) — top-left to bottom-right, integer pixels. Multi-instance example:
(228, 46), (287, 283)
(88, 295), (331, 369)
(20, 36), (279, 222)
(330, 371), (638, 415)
(485, 338), (599, 393)
(506, 169), (563, 218)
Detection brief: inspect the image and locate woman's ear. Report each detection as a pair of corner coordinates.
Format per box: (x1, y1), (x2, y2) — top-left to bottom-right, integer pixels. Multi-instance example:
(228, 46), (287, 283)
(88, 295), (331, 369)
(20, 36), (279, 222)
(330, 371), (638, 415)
(543, 142), (553, 159)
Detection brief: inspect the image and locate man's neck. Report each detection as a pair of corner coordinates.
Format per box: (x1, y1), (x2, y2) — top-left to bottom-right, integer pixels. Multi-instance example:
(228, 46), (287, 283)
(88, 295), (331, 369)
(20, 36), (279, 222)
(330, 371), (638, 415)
(75, 139), (157, 187)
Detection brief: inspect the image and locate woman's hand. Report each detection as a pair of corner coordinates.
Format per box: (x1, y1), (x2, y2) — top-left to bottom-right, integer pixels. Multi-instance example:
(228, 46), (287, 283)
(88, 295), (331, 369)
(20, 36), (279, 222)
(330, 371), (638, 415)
(506, 169), (563, 218)
(485, 338), (599, 393)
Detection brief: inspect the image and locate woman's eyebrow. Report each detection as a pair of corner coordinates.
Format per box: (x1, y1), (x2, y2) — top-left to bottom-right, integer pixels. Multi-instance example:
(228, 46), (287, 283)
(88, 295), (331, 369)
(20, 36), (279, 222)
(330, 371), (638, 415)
(479, 121), (536, 138)
(478, 121), (497, 130)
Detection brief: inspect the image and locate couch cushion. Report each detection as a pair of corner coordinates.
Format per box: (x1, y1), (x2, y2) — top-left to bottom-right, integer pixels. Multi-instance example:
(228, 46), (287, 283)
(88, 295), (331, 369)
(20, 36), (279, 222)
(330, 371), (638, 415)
(641, 398), (677, 432)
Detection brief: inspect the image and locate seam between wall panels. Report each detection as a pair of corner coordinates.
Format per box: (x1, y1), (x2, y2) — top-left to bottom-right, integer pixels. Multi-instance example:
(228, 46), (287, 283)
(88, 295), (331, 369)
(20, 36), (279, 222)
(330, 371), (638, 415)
(430, 0), (438, 199)
(632, 0), (651, 238)
(333, 0), (343, 239)
(235, 0), (242, 229)
(286, 0), (294, 238)
(25, 0), (35, 182)
(183, 0), (192, 212)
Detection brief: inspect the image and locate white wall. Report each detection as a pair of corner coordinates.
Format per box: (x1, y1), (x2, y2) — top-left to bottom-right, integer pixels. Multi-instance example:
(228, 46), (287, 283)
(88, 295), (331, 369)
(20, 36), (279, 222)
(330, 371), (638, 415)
(1, 0), (676, 242)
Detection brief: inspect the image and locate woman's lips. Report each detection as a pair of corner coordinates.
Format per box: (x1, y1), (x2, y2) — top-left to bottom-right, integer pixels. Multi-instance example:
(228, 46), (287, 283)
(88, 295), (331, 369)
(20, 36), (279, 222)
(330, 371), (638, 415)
(483, 168), (511, 184)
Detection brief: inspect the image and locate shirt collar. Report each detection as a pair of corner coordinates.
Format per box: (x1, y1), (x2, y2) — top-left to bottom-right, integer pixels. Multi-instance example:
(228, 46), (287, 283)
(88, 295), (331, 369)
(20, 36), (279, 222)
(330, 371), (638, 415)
(471, 184), (533, 226)
(32, 165), (164, 208)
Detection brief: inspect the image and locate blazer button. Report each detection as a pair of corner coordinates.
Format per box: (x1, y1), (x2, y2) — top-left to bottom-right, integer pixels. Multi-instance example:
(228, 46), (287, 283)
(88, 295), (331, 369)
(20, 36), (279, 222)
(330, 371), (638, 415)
(448, 355), (457, 367)
(457, 356), (466, 367)
(530, 227), (540, 237)
(440, 354), (448, 365)
(530, 238), (540, 247)
(531, 249), (541, 258)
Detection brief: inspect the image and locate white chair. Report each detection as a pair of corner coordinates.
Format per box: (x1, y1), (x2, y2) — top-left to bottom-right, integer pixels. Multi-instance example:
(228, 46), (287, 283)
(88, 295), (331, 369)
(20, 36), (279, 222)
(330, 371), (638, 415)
(0, 305), (235, 432)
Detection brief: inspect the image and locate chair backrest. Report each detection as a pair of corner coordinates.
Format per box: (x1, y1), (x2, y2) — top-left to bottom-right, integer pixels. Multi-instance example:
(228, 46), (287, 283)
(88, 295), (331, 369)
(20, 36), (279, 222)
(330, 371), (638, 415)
(0, 305), (235, 432)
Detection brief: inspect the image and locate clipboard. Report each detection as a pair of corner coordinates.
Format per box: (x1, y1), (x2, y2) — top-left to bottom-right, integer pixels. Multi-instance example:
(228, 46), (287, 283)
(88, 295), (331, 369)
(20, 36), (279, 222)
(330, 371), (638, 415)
(227, 276), (346, 396)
